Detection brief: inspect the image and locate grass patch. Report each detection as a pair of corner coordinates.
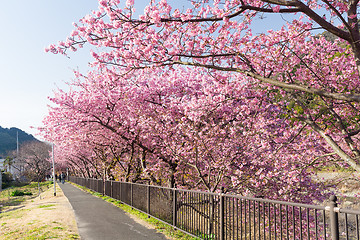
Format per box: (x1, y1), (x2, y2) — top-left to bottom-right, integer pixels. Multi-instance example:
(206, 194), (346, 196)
(0, 184), (80, 240)
(25, 225), (57, 240)
(71, 182), (198, 240)
(0, 208), (30, 219)
(0, 181), (52, 212)
(67, 233), (80, 239)
(27, 225), (49, 234)
(4, 229), (20, 235)
(10, 190), (33, 196)
(52, 226), (64, 230)
(27, 220), (39, 225)
(0, 210), (78, 240)
(38, 204), (55, 209)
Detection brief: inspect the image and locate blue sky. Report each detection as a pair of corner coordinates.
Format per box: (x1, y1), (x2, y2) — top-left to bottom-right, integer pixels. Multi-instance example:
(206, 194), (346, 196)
(0, 0), (99, 137)
(0, 0), (292, 139)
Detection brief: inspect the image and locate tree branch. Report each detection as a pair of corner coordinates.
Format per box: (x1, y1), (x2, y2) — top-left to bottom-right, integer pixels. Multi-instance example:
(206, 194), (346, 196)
(300, 117), (360, 172)
(173, 61), (360, 103)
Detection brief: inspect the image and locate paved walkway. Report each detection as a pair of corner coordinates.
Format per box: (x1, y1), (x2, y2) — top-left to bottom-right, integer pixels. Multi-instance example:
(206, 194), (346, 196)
(59, 182), (167, 240)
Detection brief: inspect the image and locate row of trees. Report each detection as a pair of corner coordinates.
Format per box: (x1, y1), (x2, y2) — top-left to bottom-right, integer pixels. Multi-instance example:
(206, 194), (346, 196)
(42, 0), (360, 203)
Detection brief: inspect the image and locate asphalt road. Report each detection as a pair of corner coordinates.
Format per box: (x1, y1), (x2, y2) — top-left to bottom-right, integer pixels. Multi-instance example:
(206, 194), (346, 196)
(59, 182), (167, 240)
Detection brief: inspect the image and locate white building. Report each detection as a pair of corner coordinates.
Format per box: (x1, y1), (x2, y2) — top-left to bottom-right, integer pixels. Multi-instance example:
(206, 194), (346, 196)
(0, 158), (24, 179)
(0, 159), (5, 170)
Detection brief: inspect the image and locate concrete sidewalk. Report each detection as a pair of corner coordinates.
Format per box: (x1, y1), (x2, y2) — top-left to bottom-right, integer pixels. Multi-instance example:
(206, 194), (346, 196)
(59, 182), (167, 240)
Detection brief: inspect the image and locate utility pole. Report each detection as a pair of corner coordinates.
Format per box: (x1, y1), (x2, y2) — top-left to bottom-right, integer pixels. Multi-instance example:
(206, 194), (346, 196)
(52, 143), (56, 196)
(16, 131), (19, 157)
(16, 131), (21, 174)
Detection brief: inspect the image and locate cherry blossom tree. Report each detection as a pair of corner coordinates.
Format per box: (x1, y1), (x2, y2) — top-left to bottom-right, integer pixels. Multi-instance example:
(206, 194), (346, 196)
(18, 141), (52, 182)
(45, 0), (360, 175)
(41, 66), (329, 202)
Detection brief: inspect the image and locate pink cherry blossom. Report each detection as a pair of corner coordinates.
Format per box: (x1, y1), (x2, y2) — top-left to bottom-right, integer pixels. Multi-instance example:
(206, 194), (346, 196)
(43, 0), (360, 203)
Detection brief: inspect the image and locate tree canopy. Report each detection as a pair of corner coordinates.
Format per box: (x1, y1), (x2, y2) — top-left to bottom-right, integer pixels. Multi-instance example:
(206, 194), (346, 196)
(42, 0), (360, 202)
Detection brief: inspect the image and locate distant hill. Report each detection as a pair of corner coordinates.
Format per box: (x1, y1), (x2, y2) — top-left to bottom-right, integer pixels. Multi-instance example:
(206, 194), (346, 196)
(0, 126), (38, 158)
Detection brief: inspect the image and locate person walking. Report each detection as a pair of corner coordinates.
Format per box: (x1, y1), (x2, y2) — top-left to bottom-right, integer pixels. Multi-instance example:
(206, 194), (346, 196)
(61, 172), (66, 184)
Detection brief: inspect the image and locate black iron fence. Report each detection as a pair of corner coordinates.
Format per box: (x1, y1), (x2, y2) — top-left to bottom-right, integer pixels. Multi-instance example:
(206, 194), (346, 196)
(69, 176), (360, 240)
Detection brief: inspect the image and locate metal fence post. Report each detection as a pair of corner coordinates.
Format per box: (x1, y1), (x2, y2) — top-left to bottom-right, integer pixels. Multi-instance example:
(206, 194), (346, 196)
(173, 188), (177, 228)
(147, 184), (150, 218)
(103, 179), (105, 196)
(103, 168), (106, 196)
(329, 195), (340, 240)
(220, 194), (225, 240)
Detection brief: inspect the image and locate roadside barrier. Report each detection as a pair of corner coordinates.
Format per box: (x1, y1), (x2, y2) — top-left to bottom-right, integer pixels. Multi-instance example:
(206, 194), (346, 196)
(69, 176), (360, 240)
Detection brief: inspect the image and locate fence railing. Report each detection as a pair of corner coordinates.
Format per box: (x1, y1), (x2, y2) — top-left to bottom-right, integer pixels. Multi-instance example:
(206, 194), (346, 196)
(69, 176), (360, 240)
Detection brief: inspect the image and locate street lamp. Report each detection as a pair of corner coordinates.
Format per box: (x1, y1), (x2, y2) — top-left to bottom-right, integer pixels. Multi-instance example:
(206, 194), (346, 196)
(52, 143), (56, 196)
